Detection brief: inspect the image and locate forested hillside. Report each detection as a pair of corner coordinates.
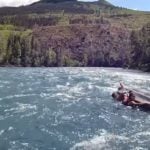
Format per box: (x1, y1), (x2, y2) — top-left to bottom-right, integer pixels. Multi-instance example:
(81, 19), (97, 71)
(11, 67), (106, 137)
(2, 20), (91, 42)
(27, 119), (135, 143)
(0, 0), (149, 71)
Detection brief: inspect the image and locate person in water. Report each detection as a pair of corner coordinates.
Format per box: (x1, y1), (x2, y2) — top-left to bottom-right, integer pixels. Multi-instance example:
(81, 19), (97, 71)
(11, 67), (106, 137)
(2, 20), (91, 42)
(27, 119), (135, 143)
(127, 91), (144, 107)
(112, 83), (150, 111)
(122, 90), (137, 106)
(112, 83), (127, 102)
(112, 83), (138, 106)
(117, 82), (126, 93)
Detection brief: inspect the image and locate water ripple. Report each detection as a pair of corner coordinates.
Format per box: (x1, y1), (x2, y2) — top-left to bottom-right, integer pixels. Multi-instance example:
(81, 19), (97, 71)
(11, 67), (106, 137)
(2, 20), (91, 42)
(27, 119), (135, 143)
(0, 68), (149, 150)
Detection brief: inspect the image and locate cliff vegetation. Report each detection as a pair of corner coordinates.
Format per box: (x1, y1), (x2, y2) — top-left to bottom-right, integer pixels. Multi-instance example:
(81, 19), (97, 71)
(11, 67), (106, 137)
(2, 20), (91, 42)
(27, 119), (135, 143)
(0, 0), (149, 71)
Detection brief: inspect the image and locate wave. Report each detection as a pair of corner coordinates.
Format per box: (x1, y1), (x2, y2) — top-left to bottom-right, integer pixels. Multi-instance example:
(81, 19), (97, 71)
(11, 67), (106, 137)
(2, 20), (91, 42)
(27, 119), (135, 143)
(70, 133), (129, 150)
(0, 93), (37, 101)
(133, 131), (150, 138)
(4, 103), (37, 113)
(0, 68), (150, 150)
(0, 130), (4, 136)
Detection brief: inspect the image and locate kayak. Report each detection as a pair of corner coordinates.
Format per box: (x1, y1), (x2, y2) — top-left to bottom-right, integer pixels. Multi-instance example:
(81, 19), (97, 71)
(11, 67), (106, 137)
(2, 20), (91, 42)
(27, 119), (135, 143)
(112, 91), (150, 111)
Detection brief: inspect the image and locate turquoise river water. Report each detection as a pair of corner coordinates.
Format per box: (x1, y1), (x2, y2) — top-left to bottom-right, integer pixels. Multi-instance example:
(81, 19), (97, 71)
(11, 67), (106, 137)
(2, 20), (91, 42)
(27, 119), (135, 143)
(0, 68), (150, 150)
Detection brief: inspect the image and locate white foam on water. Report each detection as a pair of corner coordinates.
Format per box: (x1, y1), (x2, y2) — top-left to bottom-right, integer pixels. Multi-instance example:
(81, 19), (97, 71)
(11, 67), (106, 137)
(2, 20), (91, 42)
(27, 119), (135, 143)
(16, 103), (37, 113)
(4, 103), (37, 114)
(10, 141), (16, 145)
(68, 84), (83, 95)
(121, 115), (142, 123)
(79, 114), (87, 118)
(41, 128), (55, 136)
(133, 131), (150, 137)
(38, 107), (51, 119)
(20, 111), (37, 118)
(0, 114), (14, 120)
(129, 130), (150, 146)
(0, 93), (37, 101)
(98, 115), (111, 124)
(88, 84), (93, 90)
(70, 133), (129, 150)
(28, 88), (33, 91)
(121, 115), (132, 121)
(0, 81), (10, 84)
(28, 75), (33, 79)
(56, 85), (65, 89)
(4, 108), (16, 112)
(21, 143), (29, 147)
(61, 115), (73, 121)
(0, 68), (150, 150)
(18, 82), (24, 87)
(66, 82), (70, 86)
(0, 130), (4, 136)
(132, 147), (149, 150)
(8, 126), (14, 131)
(40, 92), (51, 98)
(54, 93), (75, 100)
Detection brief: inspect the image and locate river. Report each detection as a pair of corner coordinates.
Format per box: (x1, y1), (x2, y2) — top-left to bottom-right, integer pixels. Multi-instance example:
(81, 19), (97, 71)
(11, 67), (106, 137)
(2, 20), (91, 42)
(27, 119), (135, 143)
(0, 68), (150, 150)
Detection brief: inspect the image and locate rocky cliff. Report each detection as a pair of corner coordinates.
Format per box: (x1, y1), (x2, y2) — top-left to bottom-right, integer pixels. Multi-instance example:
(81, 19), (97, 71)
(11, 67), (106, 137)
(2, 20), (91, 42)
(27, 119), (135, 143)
(0, 0), (149, 71)
(0, 23), (132, 67)
(32, 24), (131, 67)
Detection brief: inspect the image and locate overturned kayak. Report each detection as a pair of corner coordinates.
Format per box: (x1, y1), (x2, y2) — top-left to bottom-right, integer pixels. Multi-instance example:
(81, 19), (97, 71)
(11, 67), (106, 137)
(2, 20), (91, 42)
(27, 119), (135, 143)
(112, 91), (150, 111)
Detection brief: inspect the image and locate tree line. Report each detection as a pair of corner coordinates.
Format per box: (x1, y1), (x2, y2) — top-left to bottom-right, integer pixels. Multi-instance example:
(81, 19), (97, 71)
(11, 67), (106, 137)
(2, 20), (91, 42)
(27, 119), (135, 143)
(0, 23), (149, 71)
(131, 23), (150, 71)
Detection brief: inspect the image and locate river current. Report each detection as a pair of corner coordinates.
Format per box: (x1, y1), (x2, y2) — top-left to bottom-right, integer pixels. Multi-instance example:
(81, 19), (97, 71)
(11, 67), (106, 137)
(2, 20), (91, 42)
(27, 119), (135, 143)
(0, 68), (150, 150)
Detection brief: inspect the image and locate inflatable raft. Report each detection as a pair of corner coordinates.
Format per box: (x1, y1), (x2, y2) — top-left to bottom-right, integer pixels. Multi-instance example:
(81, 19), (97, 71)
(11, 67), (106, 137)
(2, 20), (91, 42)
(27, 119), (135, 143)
(112, 89), (150, 111)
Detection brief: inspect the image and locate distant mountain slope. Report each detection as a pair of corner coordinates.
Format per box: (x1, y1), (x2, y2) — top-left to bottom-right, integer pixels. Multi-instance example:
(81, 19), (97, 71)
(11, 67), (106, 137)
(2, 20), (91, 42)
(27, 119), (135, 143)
(35, 0), (112, 5)
(40, 0), (77, 3)
(31, 0), (113, 8)
(0, 0), (114, 16)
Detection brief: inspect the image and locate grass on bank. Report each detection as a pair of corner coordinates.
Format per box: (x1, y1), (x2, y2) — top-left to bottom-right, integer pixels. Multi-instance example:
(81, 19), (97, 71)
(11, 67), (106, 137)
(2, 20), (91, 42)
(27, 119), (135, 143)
(0, 24), (32, 62)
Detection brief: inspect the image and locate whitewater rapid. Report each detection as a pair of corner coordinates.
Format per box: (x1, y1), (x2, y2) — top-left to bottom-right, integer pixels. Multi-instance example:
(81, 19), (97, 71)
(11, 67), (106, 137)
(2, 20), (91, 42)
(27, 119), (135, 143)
(0, 68), (150, 150)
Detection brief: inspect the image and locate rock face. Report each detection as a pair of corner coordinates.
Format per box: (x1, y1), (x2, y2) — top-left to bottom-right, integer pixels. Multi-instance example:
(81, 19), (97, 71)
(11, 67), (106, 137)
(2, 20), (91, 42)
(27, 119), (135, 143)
(32, 24), (131, 67)
(130, 23), (150, 71)
(0, 22), (149, 70)
(0, 24), (131, 67)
